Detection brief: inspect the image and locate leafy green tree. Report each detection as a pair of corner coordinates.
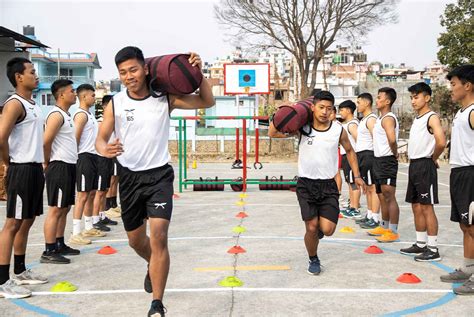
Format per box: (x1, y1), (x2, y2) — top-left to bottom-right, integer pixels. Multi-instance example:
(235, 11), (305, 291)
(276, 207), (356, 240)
(437, 0), (474, 68)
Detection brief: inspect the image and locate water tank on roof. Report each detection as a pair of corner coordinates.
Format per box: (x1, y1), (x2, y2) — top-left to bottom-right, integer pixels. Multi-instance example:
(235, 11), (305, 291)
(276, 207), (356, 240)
(110, 80), (121, 93)
(23, 25), (35, 36)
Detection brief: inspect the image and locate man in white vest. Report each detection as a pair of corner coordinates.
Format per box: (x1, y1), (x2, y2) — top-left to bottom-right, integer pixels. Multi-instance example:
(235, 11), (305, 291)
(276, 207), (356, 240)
(440, 65), (474, 295)
(0, 58), (47, 298)
(96, 46), (215, 316)
(401, 82), (445, 262)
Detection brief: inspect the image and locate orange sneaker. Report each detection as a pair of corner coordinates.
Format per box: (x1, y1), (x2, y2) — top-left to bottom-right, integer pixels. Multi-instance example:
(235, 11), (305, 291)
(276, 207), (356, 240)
(376, 231), (400, 243)
(367, 226), (390, 236)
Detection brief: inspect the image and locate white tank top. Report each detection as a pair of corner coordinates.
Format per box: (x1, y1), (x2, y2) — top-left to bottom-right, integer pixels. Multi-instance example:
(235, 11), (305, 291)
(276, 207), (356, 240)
(113, 91), (171, 171)
(298, 121), (343, 179)
(408, 111), (437, 159)
(2, 94), (44, 163)
(47, 107), (78, 164)
(374, 112), (399, 157)
(450, 104), (474, 167)
(356, 113), (377, 152)
(75, 108), (98, 154)
(340, 118), (359, 155)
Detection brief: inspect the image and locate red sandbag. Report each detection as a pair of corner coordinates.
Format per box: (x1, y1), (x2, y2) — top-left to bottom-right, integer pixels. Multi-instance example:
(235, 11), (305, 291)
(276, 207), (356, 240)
(145, 54), (203, 95)
(272, 98), (314, 133)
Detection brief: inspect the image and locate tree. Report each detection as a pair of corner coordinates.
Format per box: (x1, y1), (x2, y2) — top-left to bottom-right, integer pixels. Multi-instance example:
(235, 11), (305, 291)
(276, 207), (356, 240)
(215, 0), (398, 98)
(431, 84), (457, 121)
(437, 0), (474, 69)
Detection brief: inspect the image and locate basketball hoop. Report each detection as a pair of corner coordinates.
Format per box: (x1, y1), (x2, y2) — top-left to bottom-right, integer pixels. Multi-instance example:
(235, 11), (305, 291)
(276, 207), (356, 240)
(244, 86), (250, 94)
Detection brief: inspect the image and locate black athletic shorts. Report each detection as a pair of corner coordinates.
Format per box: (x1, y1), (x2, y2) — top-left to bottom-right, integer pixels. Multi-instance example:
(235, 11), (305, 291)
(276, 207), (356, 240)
(76, 153), (98, 192)
(118, 163), (174, 232)
(373, 156), (398, 193)
(46, 161), (76, 208)
(450, 166), (474, 225)
(6, 163), (44, 219)
(296, 177), (340, 224)
(341, 154), (355, 184)
(405, 158), (439, 205)
(357, 150), (375, 186)
(96, 155), (112, 191)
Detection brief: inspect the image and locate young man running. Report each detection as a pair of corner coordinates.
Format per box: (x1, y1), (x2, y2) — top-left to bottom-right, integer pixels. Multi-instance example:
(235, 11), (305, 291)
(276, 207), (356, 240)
(0, 58), (47, 298)
(70, 84), (107, 246)
(41, 79), (79, 264)
(368, 87), (401, 243)
(269, 91), (365, 275)
(338, 100), (362, 219)
(400, 82), (445, 262)
(355, 93), (381, 229)
(96, 47), (215, 316)
(439, 65), (474, 295)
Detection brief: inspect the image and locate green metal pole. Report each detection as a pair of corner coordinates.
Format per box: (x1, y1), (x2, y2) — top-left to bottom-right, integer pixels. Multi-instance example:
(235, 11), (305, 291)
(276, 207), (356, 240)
(178, 119), (183, 193)
(183, 119), (188, 189)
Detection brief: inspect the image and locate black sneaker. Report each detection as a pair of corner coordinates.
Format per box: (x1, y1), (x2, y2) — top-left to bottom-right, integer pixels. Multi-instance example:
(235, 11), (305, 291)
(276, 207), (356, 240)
(414, 248), (441, 262)
(400, 243), (427, 256)
(58, 244), (80, 256)
(93, 222), (111, 232)
(144, 270), (152, 293)
(100, 217), (118, 226)
(360, 218), (380, 229)
(148, 300), (166, 316)
(40, 250), (71, 264)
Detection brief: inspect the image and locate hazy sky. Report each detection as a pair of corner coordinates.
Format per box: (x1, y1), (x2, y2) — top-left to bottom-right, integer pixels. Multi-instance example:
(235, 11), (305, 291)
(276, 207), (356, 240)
(0, 0), (455, 80)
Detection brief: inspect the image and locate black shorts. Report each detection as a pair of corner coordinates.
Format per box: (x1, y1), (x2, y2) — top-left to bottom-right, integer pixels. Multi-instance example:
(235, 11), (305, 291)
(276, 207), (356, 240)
(6, 163), (44, 219)
(341, 154), (355, 184)
(296, 177), (340, 223)
(405, 158), (439, 205)
(76, 153), (98, 192)
(46, 161), (76, 208)
(450, 166), (474, 225)
(357, 150), (375, 186)
(373, 156), (398, 193)
(118, 163), (174, 232)
(96, 155), (112, 191)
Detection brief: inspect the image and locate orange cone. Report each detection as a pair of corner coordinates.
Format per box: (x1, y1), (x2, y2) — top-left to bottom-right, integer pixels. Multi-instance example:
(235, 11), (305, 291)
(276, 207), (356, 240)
(364, 245), (384, 254)
(98, 246), (117, 255)
(173, 193), (180, 199)
(236, 212), (248, 218)
(338, 213), (343, 218)
(396, 273), (421, 284)
(227, 245), (246, 254)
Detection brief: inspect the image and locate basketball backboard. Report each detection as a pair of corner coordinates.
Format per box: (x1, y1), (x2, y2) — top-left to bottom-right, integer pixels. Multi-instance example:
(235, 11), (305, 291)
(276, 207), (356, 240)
(224, 63), (270, 95)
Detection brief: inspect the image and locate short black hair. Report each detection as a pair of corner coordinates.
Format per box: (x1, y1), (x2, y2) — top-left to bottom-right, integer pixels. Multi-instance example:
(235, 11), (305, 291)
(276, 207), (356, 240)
(446, 64), (474, 85)
(102, 94), (113, 106)
(51, 79), (74, 99)
(115, 46), (145, 66)
(378, 87), (397, 106)
(76, 83), (95, 96)
(313, 90), (335, 105)
(339, 100), (356, 113)
(408, 82), (432, 96)
(6, 57), (32, 87)
(358, 93), (373, 105)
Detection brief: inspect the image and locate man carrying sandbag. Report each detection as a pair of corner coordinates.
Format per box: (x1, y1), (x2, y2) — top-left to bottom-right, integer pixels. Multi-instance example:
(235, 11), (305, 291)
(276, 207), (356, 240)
(96, 46), (215, 316)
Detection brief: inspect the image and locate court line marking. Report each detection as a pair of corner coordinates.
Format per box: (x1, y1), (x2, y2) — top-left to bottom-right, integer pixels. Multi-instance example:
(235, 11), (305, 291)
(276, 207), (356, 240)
(194, 265), (291, 272)
(30, 287), (454, 297)
(26, 236), (463, 248)
(173, 203), (453, 208)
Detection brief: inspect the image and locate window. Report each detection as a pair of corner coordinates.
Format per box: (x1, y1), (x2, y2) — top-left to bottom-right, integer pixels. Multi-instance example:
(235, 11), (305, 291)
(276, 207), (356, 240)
(60, 68), (73, 77)
(42, 94), (54, 106)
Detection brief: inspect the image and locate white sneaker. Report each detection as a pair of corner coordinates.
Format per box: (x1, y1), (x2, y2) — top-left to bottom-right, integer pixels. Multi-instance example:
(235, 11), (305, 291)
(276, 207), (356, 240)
(12, 269), (48, 285)
(0, 279), (32, 298)
(105, 207), (121, 219)
(81, 228), (106, 237)
(69, 234), (92, 245)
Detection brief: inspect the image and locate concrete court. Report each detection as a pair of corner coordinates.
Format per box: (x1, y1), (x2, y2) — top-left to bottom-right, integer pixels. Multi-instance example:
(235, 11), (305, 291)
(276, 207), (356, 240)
(0, 162), (472, 317)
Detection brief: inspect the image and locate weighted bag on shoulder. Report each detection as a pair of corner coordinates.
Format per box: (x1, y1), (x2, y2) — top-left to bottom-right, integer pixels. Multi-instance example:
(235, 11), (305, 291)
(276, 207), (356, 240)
(272, 97), (314, 133)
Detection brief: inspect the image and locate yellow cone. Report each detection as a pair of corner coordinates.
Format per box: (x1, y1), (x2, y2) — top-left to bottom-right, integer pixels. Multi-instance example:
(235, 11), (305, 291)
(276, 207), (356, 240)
(339, 226), (355, 233)
(192, 160), (197, 169)
(219, 276), (243, 287)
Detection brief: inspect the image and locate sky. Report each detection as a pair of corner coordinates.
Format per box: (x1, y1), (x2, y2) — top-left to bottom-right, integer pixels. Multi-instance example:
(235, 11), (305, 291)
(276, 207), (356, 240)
(0, 0), (455, 80)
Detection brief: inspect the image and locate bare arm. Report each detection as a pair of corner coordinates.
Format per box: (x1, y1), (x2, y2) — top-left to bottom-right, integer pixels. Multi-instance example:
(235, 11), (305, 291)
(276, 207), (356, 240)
(340, 129), (365, 192)
(428, 114), (446, 164)
(268, 121), (293, 138)
(381, 116), (398, 158)
(95, 101), (123, 158)
(169, 52), (215, 111)
(470, 109), (474, 130)
(73, 112), (88, 147)
(0, 100), (24, 166)
(366, 116), (376, 136)
(348, 122), (358, 142)
(43, 112), (63, 168)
